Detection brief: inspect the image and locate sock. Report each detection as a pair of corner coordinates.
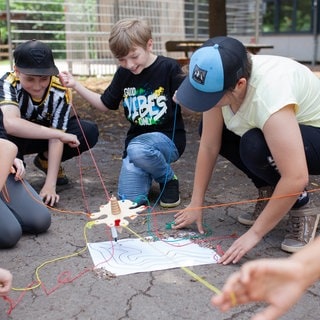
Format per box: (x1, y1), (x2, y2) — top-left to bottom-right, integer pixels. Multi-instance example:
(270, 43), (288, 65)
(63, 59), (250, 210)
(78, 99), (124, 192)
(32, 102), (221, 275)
(38, 153), (48, 161)
(292, 190), (309, 209)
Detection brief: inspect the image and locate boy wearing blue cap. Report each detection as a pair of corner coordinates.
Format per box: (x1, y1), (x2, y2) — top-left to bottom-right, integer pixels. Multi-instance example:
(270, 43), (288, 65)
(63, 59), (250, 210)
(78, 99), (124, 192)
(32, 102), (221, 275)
(173, 36), (320, 263)
(0, 40), (99, 206)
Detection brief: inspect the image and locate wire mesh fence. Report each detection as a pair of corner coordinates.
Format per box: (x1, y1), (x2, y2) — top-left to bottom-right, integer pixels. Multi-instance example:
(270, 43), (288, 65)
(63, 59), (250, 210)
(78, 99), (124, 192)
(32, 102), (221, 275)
(3, 0), (261, 75)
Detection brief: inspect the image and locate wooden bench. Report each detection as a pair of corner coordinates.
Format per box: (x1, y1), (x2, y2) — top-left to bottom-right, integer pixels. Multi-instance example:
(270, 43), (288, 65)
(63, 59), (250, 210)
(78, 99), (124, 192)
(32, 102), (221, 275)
(165, 40), (203, 66)
(165, 40), (274, 66)
(165, 40), (203, 58)
(0, 44), (11, 59)
(243, 43), (274, 54)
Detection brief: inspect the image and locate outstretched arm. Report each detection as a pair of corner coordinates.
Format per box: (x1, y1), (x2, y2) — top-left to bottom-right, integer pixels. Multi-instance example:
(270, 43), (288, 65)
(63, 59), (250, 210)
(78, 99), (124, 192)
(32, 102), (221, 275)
(59, 71), (107, 112)
(173, 107), (224, 234)
(219, 105), (309, 265)
(2, 105), (80, 147)
(212, 237), (320, 320)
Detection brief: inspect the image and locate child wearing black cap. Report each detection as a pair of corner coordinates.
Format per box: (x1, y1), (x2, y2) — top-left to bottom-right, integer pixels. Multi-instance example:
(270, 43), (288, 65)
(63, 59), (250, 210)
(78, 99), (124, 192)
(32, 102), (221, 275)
(173, 36), (320, 263)
(60, 18), (186, 208)
(0, 40), (99, 206)
(0, 108), (51, 248)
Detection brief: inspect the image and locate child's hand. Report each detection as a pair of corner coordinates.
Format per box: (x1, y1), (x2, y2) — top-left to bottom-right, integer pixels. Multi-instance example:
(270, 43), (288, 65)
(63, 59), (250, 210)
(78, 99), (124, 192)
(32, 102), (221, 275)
(172, 90), (180, 104)
(11, 158), (26, 180)
(211, 258), (306, 320)
(59, 71), (76, 88)
(173, 90), (193, 114)
(40, 184), (60, 207)
(173, 203), (205, 234)
(60, 133), (80, 148)
(0, 268), (12, 296)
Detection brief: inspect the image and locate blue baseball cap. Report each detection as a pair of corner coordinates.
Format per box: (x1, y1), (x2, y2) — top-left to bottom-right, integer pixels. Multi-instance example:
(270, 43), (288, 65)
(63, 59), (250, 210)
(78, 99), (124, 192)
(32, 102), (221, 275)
(176, 36), (248, 112)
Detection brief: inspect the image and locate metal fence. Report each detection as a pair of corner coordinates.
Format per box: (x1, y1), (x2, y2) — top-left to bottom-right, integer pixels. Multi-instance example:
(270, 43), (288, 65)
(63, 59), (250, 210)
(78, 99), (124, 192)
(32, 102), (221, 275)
(3, 0), (261, 75)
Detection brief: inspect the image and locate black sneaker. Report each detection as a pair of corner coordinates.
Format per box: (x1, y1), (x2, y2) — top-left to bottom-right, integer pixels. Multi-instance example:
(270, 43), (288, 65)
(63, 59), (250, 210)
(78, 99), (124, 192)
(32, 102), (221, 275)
(34, 154), (69, 185)
(159, 176), (181, 208)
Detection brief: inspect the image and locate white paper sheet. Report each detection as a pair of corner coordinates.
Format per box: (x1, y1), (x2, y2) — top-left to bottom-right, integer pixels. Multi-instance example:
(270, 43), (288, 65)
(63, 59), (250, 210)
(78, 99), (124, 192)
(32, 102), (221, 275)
(88, 237), (219, 276)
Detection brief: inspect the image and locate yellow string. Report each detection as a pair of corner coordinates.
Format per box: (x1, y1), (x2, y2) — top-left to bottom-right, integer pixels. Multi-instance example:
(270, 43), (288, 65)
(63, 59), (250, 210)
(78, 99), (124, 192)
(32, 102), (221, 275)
(11, 220), (222, 298)
(12, 222), (92, 292)
(124, 225), (222, 295)
(230, 291), (237, 306)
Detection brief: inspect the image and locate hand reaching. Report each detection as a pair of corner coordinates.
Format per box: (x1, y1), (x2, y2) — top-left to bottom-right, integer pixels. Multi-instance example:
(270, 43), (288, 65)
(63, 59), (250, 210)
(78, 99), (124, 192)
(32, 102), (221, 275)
(218, 229), (262, 265)
(211, 258), (306, 320)
(173, 204), (205, 234)
(59, 71), (77, 88)
(11, 158), (26, 180)
(0, 268), (12, 297)
(40, 184), (60, 207)
(60, 132), (80, 148)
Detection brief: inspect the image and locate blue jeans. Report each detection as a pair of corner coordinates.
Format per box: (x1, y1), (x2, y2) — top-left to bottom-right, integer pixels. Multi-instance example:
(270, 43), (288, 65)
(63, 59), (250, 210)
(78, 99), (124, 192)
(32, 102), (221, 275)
(118, 132), (179, 203)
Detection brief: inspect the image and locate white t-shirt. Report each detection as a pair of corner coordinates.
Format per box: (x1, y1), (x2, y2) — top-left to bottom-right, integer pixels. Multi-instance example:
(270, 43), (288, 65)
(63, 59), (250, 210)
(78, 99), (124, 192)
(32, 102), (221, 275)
(222, 55), (320, 136)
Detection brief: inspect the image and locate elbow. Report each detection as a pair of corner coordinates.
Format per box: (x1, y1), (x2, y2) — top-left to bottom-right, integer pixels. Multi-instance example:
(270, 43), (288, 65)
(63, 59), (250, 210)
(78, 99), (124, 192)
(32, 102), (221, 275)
(294, 174), (309, 192)
(3, 118), (17, 135)
(282, 172), (309, 193)
(302, 175), (309, 190)
(301, 168), (309, 189)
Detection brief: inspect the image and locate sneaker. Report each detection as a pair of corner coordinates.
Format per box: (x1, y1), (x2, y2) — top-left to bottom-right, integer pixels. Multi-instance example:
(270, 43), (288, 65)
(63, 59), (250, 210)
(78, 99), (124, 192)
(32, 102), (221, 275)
(33, 154), (69, 185)
(159, 176), (180, 208)
(281, 203), (320, 253)
(238, 186), (274, 226)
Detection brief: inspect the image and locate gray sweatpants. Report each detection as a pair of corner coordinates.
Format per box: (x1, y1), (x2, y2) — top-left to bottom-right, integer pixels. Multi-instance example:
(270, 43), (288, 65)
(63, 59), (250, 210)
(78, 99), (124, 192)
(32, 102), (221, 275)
(0, 174), (51, 248)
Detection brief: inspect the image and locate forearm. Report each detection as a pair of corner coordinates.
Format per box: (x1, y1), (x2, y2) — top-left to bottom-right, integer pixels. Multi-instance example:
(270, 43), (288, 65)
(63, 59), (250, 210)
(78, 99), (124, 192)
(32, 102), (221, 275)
(45, 139), (64, 187)
(72, 81), (107, 112)
(251, 178), (304, 238)
(191, 145), (218, 205)
(290, 236), (320, 289)
(4, 118), (65, 140)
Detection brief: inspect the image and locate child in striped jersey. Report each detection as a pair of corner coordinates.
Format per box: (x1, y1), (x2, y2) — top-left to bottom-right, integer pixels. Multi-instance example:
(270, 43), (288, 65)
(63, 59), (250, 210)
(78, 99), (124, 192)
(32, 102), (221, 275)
(0, 40), (99, 206)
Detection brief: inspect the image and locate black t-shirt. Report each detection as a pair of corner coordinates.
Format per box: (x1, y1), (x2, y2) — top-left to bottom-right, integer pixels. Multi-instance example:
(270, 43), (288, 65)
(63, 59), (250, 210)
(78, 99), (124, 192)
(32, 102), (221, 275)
(100, 56), (186, 156)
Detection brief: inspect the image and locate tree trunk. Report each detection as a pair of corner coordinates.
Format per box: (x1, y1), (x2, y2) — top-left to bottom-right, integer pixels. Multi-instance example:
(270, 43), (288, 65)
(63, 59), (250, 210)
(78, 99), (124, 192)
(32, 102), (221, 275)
(209, 0), (227, 37)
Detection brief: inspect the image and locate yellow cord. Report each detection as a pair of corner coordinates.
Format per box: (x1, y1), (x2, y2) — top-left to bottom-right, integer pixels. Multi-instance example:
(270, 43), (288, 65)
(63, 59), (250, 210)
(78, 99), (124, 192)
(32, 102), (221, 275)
(124, 225), (222, 295)
(230, 291), (237, 306)
(12, 221), (222, 297)
(12, 222), (91, 291)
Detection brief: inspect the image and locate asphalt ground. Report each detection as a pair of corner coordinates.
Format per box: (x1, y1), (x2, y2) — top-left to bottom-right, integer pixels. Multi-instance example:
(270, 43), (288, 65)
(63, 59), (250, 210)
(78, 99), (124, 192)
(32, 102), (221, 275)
(1, 72), (320, 320)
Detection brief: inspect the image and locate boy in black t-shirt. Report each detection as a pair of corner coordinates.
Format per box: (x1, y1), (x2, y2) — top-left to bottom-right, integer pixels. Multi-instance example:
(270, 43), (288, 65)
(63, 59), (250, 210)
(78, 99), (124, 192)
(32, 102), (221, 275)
(60, 18), (186, 208)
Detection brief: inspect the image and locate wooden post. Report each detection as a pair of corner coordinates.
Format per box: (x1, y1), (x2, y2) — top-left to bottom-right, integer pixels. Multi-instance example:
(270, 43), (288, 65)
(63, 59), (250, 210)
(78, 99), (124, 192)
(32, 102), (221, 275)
(209, 0), (227, 37)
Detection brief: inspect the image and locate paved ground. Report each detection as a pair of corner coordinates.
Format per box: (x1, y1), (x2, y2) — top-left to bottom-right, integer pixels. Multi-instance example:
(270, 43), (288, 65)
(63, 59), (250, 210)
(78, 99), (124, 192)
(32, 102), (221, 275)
(1, 74), (320, 320)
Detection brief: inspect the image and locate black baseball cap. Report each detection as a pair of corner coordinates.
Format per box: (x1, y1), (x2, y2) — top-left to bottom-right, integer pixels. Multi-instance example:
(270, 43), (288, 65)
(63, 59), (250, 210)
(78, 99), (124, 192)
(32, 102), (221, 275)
(14, 39), (59, 76)
(176, 36), (248, 112)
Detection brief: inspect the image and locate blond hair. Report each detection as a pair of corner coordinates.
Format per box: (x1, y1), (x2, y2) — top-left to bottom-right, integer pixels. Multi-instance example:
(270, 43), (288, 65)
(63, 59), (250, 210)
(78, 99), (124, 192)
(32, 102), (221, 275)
(108, 18), (152, 59)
